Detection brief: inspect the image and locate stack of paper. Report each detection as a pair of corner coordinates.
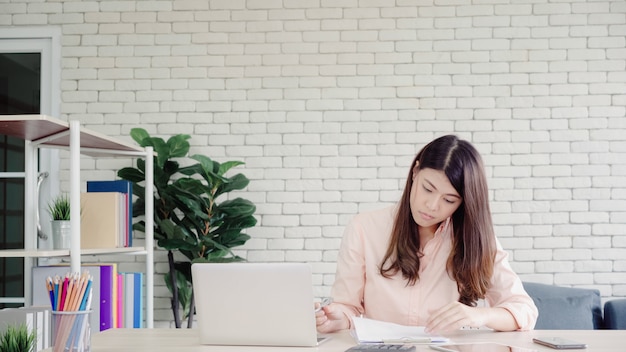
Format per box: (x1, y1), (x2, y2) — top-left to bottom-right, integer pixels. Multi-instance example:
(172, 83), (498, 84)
(351, 317), (449, 344)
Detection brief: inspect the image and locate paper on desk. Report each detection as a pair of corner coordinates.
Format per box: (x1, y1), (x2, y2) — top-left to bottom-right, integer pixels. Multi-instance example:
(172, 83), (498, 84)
(351, 317), (449, 344)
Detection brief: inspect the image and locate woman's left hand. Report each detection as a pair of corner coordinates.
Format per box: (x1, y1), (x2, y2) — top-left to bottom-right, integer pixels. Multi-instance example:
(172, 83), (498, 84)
(424, 301), (487, 334)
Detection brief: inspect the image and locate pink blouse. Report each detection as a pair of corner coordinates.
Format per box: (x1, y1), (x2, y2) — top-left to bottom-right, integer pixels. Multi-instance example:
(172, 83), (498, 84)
(330, 206), (538, 330)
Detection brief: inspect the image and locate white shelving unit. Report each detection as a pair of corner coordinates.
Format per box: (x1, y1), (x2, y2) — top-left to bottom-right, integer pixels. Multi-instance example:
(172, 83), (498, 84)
(0, 115), (154, 328)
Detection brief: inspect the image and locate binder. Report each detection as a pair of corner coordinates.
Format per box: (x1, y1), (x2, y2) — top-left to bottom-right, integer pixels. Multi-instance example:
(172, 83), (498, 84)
(99, 264), (116, 331)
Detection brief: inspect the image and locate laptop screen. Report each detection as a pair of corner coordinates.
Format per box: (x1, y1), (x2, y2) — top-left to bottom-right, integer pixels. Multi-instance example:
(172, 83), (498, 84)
(191, 262), (321, 347)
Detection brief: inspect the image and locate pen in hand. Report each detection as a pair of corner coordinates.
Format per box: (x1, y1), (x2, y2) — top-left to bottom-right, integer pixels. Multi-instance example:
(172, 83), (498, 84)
(315, 297), (333, 312)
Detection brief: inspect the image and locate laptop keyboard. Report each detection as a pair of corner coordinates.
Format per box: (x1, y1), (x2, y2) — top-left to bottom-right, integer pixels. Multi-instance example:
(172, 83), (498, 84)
(345, 344), (416, 351)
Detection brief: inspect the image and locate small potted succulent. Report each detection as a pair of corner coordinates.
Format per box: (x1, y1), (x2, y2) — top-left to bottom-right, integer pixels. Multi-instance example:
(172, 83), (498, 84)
(48, 193), (71, 249)
(0, 323), (36, 352)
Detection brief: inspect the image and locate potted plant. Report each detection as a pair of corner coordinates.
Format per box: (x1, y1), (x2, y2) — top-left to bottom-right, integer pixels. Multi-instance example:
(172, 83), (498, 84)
(0, 323), (36, 352)
(48, 193), (71, 249)
(117, 128), (257, 328)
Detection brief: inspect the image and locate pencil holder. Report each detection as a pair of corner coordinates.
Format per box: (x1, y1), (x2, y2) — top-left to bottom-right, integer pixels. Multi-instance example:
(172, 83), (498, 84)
(52, 310), (91, 352)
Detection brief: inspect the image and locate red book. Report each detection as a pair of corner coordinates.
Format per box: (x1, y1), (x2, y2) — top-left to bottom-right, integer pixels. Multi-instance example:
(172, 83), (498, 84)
(117, 273), (124, 328)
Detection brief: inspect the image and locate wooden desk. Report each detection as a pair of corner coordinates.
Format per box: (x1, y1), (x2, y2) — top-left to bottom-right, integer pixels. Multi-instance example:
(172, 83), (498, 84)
(75, 328), (626, 352)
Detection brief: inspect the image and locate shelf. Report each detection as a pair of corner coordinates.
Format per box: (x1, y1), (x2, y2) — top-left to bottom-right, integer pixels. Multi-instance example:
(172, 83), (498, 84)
(0, 247), (147, 258)
(0, 114), (144, 156)
(0, 115), (154, 328)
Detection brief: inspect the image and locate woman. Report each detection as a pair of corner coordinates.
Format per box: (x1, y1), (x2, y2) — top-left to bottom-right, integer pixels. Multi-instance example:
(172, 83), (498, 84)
(316, 135), (537, 334)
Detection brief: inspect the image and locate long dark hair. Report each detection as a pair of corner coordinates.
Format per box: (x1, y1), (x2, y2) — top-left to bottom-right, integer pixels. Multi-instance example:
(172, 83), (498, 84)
(380, 135), (496, 306)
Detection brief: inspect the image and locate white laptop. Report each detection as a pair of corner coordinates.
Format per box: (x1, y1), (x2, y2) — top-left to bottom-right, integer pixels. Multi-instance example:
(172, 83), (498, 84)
(191, 262), (329, 347)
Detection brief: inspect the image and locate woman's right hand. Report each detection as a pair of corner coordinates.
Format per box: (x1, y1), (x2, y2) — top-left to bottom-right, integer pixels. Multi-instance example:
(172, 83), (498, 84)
(315, 303), (350, 333)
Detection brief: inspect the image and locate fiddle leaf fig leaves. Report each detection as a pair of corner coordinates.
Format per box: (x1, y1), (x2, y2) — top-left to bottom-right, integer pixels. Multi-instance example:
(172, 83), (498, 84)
(117, 128), (256, 325)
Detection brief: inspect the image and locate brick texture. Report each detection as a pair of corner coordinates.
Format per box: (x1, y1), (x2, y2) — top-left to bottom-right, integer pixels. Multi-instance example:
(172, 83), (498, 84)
(2, 0), (625, 328)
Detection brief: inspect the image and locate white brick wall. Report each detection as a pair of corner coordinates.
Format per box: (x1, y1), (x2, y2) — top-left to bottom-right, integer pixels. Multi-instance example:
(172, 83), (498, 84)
(3, 0), (625, 327)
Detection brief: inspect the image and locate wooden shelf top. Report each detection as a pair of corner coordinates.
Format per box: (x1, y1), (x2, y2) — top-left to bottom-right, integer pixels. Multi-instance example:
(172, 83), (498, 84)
(0, 115), (143, 155)
(0, 247), (147, 258)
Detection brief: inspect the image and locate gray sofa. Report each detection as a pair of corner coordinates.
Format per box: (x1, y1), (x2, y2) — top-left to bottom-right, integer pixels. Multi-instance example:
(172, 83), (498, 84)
(522, 282), (626, 330)
(604, 299), (626, 329)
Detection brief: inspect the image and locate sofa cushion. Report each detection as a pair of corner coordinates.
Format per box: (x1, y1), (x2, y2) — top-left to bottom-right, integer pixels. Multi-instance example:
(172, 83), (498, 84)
(604, 299), (626, 329)
(522, 282), (602, 330)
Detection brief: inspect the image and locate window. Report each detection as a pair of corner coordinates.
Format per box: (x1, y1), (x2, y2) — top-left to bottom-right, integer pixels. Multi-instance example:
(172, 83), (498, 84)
(0, 27), (61, 307)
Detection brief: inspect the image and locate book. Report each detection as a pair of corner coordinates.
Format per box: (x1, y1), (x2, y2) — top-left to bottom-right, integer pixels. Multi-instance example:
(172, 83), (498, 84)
(116, 273), (123, 328)
(80, 192), (122, 248)
(112, 266), (118, 329)
(86, 180), (133, 247)
(123, 272), (134, 329)
(133, 272), (143, 328)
